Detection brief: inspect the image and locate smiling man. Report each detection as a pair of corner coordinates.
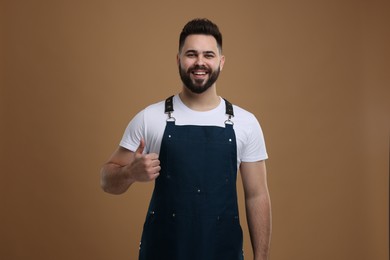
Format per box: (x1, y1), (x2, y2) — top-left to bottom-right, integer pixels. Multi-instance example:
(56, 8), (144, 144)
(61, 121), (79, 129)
(178, 34), (223, 94)
(101, 18), (272, 260)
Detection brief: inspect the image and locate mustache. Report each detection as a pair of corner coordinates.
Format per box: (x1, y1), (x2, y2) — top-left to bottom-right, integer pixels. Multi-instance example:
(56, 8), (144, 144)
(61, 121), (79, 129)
(187, 65), (210, 73)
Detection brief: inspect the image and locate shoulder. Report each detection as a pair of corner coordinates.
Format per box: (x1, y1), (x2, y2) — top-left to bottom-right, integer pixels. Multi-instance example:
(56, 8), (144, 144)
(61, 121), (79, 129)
(231, 103), (259, 125)
(230, 102), (265, 142)
(143, 99), (166, 115)
(229, 102), (268, 162)
(140, 97), (172, 123)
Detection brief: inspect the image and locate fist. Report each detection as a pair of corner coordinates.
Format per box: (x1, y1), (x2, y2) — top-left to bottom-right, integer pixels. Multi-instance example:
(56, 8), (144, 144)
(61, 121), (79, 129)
(129, 139), (161, 182)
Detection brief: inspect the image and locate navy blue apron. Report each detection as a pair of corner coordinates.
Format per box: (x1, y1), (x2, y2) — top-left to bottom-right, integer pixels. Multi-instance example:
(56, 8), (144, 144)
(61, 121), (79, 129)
(139, 96), (244, 260)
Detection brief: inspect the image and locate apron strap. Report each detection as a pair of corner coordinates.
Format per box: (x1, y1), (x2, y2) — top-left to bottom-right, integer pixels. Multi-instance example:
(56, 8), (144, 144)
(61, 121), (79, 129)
(223, 98), (234, 117)
(165, 95), (174, 113)
(223, 98), (234, 125)
(165, 95), (175, 121)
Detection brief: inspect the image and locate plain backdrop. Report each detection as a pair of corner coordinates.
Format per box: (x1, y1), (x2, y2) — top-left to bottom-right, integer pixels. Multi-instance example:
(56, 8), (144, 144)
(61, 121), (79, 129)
(1, 0), (389, 259)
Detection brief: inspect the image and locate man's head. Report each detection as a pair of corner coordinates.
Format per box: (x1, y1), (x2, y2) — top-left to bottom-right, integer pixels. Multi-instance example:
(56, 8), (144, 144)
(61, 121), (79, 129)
(179, 18), (222, 53)
(178, 18), (225, 94)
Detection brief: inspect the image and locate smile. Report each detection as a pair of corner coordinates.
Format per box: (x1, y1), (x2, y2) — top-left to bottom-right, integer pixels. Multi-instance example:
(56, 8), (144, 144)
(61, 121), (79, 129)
(192, 71), (207, 75)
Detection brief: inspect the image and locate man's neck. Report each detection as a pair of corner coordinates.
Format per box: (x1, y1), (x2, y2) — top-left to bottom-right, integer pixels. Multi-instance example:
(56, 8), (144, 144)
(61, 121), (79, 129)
(179, 86), (220, 111)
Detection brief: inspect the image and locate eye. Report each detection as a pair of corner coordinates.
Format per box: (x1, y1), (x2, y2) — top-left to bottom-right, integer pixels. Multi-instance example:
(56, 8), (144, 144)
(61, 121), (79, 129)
(205, 54), (215, 59)
(186, 53), (197, 58)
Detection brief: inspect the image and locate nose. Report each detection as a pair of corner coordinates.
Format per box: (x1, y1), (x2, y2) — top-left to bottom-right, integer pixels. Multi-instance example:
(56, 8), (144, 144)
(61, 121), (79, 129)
(195, 55), (205, 66)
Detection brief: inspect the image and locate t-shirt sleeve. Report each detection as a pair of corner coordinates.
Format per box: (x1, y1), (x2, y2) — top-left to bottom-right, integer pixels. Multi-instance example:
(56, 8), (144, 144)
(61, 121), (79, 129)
(240, 115), (268, 162)
(119, 110), (145, 152)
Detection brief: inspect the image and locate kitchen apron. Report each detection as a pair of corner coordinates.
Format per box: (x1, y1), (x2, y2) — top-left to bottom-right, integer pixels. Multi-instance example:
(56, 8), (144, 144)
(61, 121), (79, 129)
(138, 96), (244, 260)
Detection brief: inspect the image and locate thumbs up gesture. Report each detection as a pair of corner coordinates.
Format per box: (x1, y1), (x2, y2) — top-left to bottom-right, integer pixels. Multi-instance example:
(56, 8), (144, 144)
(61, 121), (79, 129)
(128, 139), (161, 182)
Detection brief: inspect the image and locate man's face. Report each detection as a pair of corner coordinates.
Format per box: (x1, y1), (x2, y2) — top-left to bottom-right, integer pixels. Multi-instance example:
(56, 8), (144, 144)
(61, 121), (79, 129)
(177, 34), (225, 94)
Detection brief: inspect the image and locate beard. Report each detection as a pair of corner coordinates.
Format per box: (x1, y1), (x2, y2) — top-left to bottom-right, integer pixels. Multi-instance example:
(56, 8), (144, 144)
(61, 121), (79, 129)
(179, 63), (221, 94)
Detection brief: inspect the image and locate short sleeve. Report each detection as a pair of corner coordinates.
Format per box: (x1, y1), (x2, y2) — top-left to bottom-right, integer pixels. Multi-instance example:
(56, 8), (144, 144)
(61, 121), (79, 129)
(240, 116), (268, 162)
(119, 110), (145, 152)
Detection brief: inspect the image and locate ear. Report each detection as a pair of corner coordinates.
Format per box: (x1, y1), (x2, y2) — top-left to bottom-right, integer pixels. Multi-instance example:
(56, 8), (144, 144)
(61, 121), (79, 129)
(176, 53), (180, 66)
(219, 55), (226, 71)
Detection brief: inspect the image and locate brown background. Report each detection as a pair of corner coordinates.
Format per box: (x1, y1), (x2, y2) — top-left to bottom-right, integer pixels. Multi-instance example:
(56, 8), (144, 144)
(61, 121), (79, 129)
(1, 0), (389, 259)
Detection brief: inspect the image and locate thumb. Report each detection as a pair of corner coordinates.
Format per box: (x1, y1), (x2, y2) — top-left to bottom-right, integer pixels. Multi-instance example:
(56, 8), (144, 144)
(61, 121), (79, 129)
(135, 138), (145, 155)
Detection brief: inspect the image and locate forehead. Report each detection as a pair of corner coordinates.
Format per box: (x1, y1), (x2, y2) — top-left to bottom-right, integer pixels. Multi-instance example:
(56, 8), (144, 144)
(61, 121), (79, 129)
(181, 34), (219, 53)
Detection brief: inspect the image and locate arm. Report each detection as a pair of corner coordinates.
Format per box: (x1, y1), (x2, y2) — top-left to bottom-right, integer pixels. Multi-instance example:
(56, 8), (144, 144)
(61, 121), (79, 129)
(240, 160), (272, 260)
(100, 139), (161, 195)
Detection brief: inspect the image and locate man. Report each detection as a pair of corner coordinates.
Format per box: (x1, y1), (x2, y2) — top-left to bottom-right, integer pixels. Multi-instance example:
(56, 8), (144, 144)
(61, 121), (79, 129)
(101, 18), (271, 260)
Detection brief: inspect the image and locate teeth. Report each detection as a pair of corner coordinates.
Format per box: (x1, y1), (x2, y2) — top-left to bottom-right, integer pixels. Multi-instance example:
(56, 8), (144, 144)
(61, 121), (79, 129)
(193, 71), (206, 75)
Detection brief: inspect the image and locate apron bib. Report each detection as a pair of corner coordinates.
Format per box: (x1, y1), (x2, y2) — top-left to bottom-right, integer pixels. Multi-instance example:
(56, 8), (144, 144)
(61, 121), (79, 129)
(139, 96), (244, 260)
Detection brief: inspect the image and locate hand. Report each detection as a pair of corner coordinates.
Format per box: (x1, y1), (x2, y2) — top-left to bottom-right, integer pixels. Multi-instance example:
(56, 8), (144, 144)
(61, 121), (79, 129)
(126, 139), (161, 182)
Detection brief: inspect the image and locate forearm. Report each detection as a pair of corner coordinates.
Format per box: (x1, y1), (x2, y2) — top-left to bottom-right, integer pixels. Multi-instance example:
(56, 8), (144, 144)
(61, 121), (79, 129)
(100, 163), (134, 195)
(245, 192), (272, 260)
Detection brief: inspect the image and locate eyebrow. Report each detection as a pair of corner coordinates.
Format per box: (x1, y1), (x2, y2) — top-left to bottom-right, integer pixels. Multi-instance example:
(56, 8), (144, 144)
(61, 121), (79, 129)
(185, 50), (217, 55)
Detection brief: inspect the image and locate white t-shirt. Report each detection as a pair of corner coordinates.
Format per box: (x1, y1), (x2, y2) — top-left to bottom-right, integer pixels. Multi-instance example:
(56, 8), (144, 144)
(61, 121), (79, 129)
(120, 95), (268, 166)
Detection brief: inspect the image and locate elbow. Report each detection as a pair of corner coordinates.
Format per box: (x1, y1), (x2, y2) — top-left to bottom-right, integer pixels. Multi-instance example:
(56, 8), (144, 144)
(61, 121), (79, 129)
(100, 175), (112, 194)
(100, 179), (125, 195)
(100, 169), (122, 195)
(245, 191), (272, 211)
(100, 178), (110, 193)
(100, 164), (131, 195)
(100, 176), (129, 195)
